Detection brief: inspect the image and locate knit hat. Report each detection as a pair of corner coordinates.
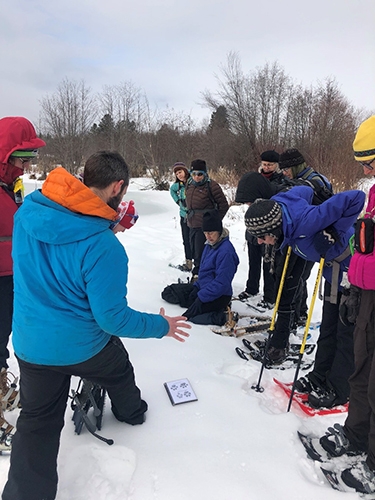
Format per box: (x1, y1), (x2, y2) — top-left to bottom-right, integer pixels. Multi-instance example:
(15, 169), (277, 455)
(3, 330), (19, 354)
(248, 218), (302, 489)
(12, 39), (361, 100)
(235, 172), (276, 204)
(260, 150), (279, 163)
(279, 149), (305, 170)
(112, 200), (139, 230)
(244, 199), (282, 238)
(353, 115), (375, 161)
(172, 162), (189, 177)
(202, 211), (223, 233)
(191, 159), (207, 172)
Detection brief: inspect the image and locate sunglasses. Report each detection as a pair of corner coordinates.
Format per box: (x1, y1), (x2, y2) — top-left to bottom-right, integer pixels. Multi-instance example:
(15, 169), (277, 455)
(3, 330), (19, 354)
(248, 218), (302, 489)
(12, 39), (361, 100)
(191, 171), (205, 177)
(18, 158), (33, 164)
(359, 158), (375, 171)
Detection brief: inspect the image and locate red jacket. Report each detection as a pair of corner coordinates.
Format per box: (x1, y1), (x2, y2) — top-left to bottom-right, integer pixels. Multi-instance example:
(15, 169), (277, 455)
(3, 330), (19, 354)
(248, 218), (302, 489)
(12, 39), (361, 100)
(0, 117), (45, 276)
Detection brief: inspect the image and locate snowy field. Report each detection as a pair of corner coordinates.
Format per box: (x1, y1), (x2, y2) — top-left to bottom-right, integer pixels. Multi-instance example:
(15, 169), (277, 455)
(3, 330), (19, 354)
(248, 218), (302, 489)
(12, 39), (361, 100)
(1, 174), (371, 500)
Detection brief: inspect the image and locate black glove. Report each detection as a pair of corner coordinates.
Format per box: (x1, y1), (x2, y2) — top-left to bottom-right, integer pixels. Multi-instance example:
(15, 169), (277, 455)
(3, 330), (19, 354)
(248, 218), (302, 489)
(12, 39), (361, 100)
(339, 285), (361, 326)
(313, 224), (340, 256)
(183, 297), (203, 319)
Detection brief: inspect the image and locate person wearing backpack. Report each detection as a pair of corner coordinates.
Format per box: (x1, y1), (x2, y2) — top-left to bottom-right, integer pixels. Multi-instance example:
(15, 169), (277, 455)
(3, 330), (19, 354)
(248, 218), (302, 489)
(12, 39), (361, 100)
(279, 148), (334, 323)
(279, 147), (332, 190)
(169, 162), (192, 271)
(185, 159), (229, 279)
(244, 185), (365, 409)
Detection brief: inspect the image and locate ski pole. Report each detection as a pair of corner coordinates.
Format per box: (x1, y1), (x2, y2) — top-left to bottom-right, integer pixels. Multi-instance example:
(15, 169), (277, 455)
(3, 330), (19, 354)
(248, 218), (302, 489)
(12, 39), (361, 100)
(287, 257), (325, 412)
(252, 246), (292, 392)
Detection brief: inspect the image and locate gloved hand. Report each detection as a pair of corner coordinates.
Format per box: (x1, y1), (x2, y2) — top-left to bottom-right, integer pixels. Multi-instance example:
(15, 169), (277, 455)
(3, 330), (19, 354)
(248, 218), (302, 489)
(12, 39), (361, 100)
(339, 285), (362, 326)
(313, 224), (340, 256)
(183, 297), (203, 320)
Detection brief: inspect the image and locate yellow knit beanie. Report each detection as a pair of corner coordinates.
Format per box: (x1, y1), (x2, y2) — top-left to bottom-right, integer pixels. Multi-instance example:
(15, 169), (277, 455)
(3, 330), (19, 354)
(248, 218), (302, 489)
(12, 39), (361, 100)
(353, 115), (375, 161)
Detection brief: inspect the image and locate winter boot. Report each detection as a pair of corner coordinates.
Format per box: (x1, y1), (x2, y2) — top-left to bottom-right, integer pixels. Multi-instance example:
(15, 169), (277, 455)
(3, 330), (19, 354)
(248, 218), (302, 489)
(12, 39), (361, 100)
(319, 423), (363, 458)
(238, 290), (256, 301)
(222, 307), (239, 330)
(266, 346), (288, 365)
(341, 461), (375, 494)
(185, 259), (193, 271)
(257, 300), (275, 310)
(0, 410), (14, 453)
(0, 368), (20, 411)
(295, 372), (326, 394)
(308, 386), (348, 409)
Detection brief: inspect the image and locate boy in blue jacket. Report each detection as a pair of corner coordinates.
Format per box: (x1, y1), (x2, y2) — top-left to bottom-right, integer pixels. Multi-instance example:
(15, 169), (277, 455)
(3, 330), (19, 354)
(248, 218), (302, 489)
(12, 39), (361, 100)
(244, 186), (365, 409)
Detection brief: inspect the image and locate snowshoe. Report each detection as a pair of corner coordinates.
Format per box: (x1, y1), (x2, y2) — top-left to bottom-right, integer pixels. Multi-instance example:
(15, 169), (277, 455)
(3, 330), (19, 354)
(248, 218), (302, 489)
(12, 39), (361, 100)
(70, 378), (113, 445)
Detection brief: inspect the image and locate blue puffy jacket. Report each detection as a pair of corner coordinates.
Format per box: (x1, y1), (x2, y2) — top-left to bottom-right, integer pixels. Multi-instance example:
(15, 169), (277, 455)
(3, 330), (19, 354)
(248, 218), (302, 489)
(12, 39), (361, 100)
(272, 186), (365, 285)
(12, 171), (169, 366)
(195, 232), (239, 303)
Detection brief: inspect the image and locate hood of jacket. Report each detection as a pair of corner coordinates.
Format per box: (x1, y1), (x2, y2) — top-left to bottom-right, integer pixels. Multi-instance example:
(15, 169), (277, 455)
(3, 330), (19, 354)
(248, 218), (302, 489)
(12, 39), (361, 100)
(0, 117), (46, 183)
(17, 167), (118, 246)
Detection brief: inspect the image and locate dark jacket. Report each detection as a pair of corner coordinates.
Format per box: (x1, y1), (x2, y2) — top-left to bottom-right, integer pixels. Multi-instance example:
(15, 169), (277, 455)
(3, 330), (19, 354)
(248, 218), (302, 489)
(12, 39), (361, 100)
(186, 178), (229, 228)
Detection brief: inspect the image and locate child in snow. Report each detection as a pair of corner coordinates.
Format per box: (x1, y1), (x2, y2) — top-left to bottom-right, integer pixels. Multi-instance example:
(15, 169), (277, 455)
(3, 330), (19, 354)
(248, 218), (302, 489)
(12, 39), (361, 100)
(162, 210), (239, 325)
(244, 185), (365, 409)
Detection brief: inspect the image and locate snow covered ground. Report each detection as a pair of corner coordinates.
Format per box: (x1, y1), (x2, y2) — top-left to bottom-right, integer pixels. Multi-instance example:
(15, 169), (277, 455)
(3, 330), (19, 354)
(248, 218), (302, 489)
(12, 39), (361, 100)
(0, 175), (369, 500)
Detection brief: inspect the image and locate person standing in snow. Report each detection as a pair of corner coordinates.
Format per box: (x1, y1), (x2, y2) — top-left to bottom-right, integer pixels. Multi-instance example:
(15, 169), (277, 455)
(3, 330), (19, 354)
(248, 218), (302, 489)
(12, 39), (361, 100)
(279, 148), (334, 323)
(3, 151), (191, 500)
(0, 116), (46, 451)
(236, 150), (281, 309)
(244, 185), (365, 409)
(169, 162), (192, 271)
(315, 116), (375, 494)
(185, 159), (229, 280)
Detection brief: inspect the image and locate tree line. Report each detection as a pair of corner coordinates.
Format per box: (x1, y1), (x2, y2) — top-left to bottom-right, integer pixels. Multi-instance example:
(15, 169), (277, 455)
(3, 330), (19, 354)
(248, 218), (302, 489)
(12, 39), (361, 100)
(36, 52), (371, 191)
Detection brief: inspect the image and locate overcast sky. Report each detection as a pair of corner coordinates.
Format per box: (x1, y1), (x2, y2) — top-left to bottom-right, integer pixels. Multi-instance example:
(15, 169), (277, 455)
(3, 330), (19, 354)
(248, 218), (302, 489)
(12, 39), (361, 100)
(1, 0), (374, 127)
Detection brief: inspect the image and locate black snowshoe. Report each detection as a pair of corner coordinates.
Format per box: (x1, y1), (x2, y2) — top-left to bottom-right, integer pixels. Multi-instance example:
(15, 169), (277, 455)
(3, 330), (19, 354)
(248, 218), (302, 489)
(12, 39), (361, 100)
(70, 378), (113, 445)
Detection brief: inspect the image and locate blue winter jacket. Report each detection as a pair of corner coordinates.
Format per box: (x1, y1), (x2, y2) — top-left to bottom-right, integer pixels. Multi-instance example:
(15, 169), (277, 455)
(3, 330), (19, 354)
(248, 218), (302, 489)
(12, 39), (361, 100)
(12, 183), (169, 366)
(272, 186), (366, 285)
(170, 181), (188, 218)
(195, 231), (239, 303)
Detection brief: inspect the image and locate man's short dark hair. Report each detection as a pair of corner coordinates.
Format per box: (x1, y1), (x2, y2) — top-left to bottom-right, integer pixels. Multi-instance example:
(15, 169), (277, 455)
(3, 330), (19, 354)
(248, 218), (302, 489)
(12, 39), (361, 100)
(84, 151), (130, 189)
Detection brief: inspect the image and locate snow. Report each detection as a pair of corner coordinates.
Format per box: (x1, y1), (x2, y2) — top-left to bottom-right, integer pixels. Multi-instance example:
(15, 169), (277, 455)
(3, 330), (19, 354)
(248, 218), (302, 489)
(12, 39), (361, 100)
(0, 175), (364, 500)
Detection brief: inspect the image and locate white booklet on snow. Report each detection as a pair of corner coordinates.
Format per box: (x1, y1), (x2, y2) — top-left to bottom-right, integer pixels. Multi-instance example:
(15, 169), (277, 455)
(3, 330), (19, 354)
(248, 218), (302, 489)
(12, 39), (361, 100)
(164, 378), (198, 406)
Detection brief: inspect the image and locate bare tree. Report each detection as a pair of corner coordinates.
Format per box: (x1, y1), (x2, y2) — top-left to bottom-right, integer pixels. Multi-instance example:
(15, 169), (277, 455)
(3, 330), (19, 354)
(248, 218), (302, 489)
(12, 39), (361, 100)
(40, 79), (97, 173)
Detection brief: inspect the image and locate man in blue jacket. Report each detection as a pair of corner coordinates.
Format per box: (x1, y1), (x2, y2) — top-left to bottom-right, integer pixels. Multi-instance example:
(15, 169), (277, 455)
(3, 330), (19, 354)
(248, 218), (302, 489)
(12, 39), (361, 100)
(3, 151), (191, 500)
(244, 186), (365, 409)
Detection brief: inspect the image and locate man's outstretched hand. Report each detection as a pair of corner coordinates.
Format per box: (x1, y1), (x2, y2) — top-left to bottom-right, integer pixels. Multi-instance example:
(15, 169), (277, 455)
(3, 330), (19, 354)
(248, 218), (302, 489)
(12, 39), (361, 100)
(159, 307), (191, 342)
